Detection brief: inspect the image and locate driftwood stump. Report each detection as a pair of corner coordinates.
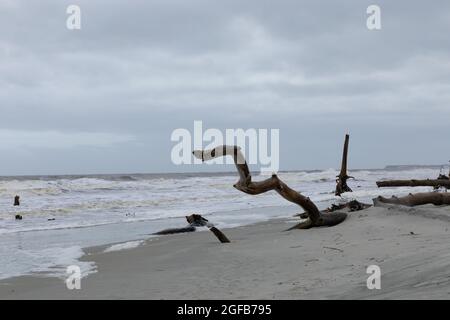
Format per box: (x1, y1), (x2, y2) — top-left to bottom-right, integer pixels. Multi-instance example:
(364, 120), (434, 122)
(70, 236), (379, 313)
(335, 134), (353, 196)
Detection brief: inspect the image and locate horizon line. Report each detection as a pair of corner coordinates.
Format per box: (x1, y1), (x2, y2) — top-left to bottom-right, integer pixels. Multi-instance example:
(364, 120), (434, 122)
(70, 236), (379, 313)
(0, 163), (448, 178)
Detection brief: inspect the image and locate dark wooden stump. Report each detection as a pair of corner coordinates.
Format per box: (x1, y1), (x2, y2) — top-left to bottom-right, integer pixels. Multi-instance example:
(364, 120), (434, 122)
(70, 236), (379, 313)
(335, 134), (353, 196)
(14, 195), (20, 206)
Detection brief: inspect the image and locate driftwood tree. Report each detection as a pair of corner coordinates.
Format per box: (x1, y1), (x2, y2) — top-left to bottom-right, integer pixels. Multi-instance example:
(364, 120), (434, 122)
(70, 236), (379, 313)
(374, 192), (450, 207)
(335, 134), (353, 196)
(193, 145), (347, 229)
(376, 179), (450, 189)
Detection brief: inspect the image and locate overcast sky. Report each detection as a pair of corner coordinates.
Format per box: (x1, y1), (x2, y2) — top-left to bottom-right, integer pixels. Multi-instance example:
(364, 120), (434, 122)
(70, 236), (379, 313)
(1, 0), (449, 175)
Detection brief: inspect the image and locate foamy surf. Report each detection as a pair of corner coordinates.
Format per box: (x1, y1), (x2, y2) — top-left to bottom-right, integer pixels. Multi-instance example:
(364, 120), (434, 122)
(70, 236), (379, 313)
(0, 245), (96, 281)
(103, 240), (146, 253)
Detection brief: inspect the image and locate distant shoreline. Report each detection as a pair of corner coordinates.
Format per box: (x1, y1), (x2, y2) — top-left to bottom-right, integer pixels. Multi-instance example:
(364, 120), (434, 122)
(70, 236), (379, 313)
(0, 164), (447, 180)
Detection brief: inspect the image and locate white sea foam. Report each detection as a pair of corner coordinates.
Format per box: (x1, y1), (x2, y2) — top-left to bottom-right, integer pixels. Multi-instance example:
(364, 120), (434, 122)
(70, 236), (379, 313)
(0, 245), (96, 280)
(103, 240), (145, 253)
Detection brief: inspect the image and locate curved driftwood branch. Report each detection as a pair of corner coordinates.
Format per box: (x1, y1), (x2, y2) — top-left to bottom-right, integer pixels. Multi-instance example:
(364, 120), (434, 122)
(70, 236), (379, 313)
(373, 192), (450, 207)
(193, 145), (347, 229)
(335, 134), (353, 196)
(376, 179), (450, 189)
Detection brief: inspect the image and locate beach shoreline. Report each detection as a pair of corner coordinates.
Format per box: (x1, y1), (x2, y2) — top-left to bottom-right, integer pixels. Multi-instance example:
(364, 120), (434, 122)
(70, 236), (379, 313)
(1, 203), (450, 299)
(0, 168), (440, 281)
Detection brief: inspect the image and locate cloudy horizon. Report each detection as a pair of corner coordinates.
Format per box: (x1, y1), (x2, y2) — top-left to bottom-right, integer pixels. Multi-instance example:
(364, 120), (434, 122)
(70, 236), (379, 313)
(1, 0), (449, 176)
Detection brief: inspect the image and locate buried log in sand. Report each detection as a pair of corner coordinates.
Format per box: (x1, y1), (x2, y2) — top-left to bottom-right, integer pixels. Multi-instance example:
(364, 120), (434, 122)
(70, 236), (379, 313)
(373, 192), (450, 207)
(193, 145), (348, 230)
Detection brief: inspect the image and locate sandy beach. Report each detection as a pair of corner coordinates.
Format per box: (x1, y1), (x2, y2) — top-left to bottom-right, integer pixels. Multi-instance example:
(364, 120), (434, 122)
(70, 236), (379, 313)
(2, 0), (450, 305)
(1, 203), (450, 300)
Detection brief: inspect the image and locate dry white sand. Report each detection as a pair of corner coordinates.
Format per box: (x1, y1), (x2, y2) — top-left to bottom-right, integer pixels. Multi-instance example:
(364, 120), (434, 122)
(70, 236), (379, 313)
(1, 204), (450, 299)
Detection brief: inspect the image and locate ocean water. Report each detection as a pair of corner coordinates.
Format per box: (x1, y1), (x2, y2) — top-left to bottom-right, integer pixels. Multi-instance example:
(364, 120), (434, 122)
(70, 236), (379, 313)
(0, 167), (445, 280)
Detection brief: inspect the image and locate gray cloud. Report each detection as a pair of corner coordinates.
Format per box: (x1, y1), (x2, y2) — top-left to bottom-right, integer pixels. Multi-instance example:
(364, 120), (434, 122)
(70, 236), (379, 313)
(0, 0), (449, 175)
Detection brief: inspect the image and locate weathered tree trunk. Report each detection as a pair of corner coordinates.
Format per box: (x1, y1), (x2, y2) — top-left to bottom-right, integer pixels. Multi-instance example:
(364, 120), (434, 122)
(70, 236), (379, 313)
(373, 192), (450, 207)
(335, 134), (353, 196)
(376, 179), (450, 189)
(193, 145), (347, 229)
